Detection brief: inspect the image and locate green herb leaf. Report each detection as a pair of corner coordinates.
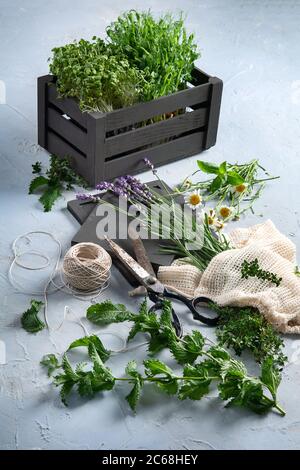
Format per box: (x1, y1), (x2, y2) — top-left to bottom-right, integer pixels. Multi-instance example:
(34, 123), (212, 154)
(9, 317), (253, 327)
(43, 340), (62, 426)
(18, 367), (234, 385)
(125, 361), (144, 412)
(40, 354), (61, 376)
(28, 175), (49, 194)
(169, 330), (204, 365)
(32, 161), (42, 174)
(68, 335), (110, 363)
(39, 184), (62, 212)
(178, 363), (213, 400)
(86, 300), (134, 325)
(21, 299), (45, 333)
(210, 175), (224, 193)
(218, 161), (227, 175)
(144, 359), (178, 395)
(260, 357), (281, 400)
(226, 171), (244, 186)
(197, 160), (220, 174)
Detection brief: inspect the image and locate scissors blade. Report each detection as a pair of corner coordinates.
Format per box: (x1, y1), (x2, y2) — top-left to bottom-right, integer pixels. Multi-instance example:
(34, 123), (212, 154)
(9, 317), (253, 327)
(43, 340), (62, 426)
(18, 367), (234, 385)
(105, 237), (153, 284)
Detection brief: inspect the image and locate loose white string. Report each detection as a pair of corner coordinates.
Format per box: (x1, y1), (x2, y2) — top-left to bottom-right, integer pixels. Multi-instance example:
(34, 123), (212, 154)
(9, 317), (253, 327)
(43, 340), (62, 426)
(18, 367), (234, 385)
(8, 231), (148, 354)
(8, 231), (109, 330)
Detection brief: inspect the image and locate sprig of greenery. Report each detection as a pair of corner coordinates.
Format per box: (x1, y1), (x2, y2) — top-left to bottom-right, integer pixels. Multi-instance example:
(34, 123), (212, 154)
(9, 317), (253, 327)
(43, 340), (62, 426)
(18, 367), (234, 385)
(241, 258), (282, 286)
(41, 300), (285, 415)
(29, 155), (88, 212)
(177, 159), (279, 220)
(214, 305), (287, 369)
(21, 299), (45, 333)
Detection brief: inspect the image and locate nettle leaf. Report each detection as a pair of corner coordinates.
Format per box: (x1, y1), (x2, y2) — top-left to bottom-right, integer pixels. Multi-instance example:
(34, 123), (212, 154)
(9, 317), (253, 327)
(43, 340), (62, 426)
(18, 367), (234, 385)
(40, 354), (61, 376)
(28, 175), (49, 194)
(178, 363), (213, 400)
(144, 358), (174, 378)
(148, 333), (170, 355)
(126, 360), (140, 378)
(125, 360), (144, 412)
(126, 379), (142, 412)
(68, 335), (110, 363)
(86, 300), (134, 325)
(60, 381), (74, 406)
(144, 359), (178, 395)
(169, 331), (204, 365)
(88, 343), (115, 391)
(39, 184), (62, 212)
(260, 357), (281, 400)
(197, 160), (220, 175)
(21, 299), (45, 333)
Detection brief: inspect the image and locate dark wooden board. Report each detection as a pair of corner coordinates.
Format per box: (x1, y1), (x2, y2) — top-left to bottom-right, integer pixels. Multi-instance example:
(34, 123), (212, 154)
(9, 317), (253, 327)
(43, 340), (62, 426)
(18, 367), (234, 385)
(67, 180), (178, 286)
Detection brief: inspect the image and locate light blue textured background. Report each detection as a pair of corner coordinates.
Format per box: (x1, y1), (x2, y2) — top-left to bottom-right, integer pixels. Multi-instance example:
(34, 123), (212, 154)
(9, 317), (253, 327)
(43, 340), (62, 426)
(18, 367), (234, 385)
(0, 0), (300, 450)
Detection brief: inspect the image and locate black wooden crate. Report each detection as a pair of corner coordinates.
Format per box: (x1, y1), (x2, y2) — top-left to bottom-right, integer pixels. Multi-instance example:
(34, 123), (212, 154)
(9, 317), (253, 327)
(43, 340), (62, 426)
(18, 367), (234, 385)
(38, 68), (222, 186)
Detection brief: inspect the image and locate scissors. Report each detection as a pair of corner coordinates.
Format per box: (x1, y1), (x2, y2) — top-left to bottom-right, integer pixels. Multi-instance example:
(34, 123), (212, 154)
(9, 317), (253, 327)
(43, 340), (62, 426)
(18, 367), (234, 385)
(105, 238), (219, 337)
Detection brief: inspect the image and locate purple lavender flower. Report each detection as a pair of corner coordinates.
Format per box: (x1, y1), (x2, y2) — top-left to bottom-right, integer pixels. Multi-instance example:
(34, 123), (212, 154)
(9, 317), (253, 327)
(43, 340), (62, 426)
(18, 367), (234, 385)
(95, 181), (113, 191)
(143, 157), (155, 171)
(76, 193), (101, 203)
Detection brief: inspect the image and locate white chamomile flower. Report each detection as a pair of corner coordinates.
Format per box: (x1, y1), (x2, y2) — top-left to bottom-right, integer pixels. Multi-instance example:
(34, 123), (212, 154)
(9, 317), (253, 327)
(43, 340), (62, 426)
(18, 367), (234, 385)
(218, 205), (235, 220)
(231, 182), (249, 196)
(184, 189), (203, 210)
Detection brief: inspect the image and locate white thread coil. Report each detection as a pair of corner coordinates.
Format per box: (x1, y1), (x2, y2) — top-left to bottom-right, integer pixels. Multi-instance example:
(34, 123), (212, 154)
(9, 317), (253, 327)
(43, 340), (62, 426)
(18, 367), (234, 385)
(63, 243), (112, 292)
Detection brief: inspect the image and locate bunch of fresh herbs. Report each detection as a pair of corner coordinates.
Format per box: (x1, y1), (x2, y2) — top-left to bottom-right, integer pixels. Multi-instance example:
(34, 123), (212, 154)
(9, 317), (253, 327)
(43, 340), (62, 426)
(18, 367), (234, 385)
(29, 155), (87, 211)
(214, 304), (287, 369)
(50, 37), (145, 112)
(41, 299), (285, 416)
(177, 159), (279, 220)
(241, 258), (282, 286)
(106, 10), (199, 102)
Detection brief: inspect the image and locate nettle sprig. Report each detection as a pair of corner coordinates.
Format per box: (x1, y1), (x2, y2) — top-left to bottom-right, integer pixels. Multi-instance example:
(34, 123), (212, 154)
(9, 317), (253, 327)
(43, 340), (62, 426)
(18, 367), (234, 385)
(241, 258), (282, 286)
(29, 155), (88, 212)
(41, 300), (285, 416)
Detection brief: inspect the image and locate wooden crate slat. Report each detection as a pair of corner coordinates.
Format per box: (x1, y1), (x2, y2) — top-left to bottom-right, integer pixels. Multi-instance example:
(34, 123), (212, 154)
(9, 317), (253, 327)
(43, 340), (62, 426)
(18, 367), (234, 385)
(47, 85), (88, 129)
(48, 107), (88, 155)
(47, 131), (92, 182)
(105, 85), (210, 132)
(104, 131), (205, 180)
(105, 108), (207, 158)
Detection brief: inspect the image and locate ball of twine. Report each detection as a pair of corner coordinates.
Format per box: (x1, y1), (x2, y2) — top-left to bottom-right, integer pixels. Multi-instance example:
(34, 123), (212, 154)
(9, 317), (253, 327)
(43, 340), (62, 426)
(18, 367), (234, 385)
(63, 243), (112, 292)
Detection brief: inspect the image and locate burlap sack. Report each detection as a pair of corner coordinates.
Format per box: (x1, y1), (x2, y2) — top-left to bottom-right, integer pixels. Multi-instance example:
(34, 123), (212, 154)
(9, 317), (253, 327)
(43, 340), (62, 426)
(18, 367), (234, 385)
(157, 220), (300, 334)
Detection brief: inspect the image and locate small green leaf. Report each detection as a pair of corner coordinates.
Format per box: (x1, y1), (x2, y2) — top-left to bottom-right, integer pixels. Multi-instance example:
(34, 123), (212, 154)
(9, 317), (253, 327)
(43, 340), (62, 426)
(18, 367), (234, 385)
(21, 299), (45, 333)
(86, 300), (134, 325)
(29, 175), (49, 194)
(210, 175), (223, 193)
(126, 379), (142, 412)
(39, 185), (62, 212)
(40, 354), (60, 376)
(260, 357), (281, 400)
(68, 335), (110, 362)
(60, 381), (74, 406)
(144, 359), (174, 378)
(178, 363), (213, 400)
(226, 171), (244, 186)
(218, 161), (227, 175)
(197, 160), (220, 174)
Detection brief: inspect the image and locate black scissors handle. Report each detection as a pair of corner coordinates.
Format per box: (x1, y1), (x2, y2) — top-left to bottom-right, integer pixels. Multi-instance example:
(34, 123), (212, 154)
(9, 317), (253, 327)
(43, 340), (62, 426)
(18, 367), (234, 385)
(149, 300), (183, 338)
(163, 288), (219, 326)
